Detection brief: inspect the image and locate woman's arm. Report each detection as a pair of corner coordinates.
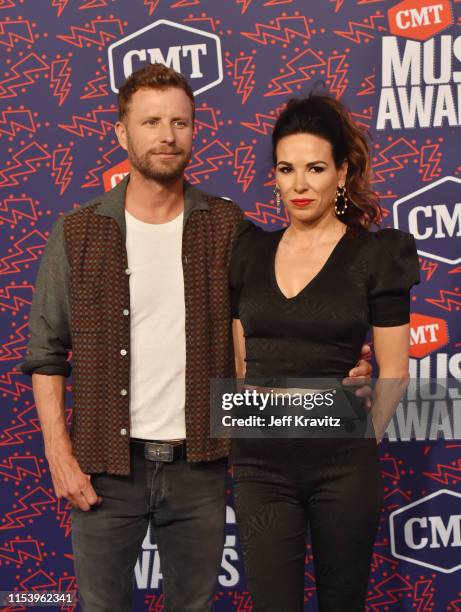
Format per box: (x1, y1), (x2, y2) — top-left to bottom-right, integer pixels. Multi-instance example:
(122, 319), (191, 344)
(371, 323), (411, 443)
(232, 318), (246, 379)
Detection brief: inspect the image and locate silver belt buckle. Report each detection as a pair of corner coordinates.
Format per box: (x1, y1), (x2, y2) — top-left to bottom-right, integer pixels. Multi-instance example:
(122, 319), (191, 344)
(145, 442), (174, 462)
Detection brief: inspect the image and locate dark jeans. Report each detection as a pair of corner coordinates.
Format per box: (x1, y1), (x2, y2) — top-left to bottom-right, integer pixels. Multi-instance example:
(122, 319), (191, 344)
(71, 441), (227, 612)
(233, 440), (383, 612)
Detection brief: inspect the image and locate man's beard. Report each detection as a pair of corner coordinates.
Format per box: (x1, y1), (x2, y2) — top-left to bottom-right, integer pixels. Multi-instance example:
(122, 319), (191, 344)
(127, 141), (190, 184)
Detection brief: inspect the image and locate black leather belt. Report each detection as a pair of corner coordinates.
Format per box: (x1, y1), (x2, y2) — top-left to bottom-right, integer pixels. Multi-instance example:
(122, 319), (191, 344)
(132, 439), (186, 463)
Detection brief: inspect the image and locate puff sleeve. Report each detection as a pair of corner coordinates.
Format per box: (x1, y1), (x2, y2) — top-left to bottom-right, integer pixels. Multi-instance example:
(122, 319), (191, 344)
(229, 219), (260, 318)
(368, 229), (420, 327)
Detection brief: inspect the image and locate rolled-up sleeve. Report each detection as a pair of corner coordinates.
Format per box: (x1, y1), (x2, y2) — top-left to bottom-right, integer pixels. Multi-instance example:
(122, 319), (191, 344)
(18, 215), (72, 377)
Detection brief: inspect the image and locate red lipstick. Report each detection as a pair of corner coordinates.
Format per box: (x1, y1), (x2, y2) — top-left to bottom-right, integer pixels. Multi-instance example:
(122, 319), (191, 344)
(290, 199), (314, 208)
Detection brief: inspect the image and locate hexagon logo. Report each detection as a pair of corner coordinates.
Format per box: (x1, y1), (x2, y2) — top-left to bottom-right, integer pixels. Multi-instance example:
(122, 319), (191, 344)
(388, 0), (453, 41)
(409, 313), (449, 359)
(389, 489), (461, 573)
(393, 176), (461, 265)
(108, 19), (223, 95)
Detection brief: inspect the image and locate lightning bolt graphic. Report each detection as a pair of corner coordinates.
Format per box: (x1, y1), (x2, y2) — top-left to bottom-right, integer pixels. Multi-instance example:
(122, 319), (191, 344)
(0, 52), (49, 99)
(231, 55), (255, 104)
(185, 139), (233, 184)
(58, 107), (117, 137)
(50, 58), (72, 106)
(0, 109), (35, 137)
(327, 53), (348, 98)
(52, 146), (73, 195)
(245, 201), (288, 225)
(0, 486), (56, 529)
(234, 145), (255, 192)
(0, 141), (51, 187)
(0, 456), (41, 481)
(423, 459), (461, 484)
(0, 229), (47, 274)
(0, 197), (38, 225)
(334, 13), (387, 44)
(242, 15), (311, 45)
(81, 74), (109, 99)
(420, 143), (441, 182)
(0, 19), (34, 48)
(51, 0), (69, 16)
(144, 0), (160, 15)
(357, 71), (375, 96)
(56, 18), (124, 48)
(372, 137), (419, 183)
(420, 258), (438, 281)
(425, 289), (461, 312)
(0, 539), (42, 564)
(265, 48), (325, 96)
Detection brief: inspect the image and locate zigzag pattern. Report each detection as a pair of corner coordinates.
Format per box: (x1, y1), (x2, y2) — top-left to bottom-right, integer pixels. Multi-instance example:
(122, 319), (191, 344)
(245, 200), (288, 225)
(56, 18), (124, 48)
(241, 15), (311, 45)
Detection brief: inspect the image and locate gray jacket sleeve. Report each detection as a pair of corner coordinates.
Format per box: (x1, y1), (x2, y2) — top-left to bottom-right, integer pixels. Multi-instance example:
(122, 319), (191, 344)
(18, 215), (72, 377)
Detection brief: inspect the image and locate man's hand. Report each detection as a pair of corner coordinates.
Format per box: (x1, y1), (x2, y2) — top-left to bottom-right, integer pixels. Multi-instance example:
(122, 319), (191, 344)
(47, 448), (102, 511)
(347, 343), (372, 379)
(342, 343), (373, 406)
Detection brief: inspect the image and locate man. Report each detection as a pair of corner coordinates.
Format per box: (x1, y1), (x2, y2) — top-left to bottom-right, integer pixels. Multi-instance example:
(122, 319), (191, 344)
(20, 63), (372, 611)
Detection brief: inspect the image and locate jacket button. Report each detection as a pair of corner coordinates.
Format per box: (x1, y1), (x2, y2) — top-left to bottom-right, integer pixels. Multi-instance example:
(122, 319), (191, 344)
(120, 428), (127, 436)
(120, 388), (128, 396)
(123, 309), (130, 316)
(125, 268), (131, 275)
(120, 349), (127, 356)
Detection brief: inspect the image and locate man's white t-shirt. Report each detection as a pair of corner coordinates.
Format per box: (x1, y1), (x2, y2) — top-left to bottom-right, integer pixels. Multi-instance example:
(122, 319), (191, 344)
(125, 209), (186, 440)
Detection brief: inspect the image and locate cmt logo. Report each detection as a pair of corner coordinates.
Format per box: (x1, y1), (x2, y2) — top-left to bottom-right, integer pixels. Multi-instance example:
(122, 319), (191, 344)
(108, 19), (223, 94)
(393, 176), (461, 265)
(390, 490), (461, 573)
(102, 159), (130, 192)
(388, 0), (453, 41)
(409, 313), (449, 359)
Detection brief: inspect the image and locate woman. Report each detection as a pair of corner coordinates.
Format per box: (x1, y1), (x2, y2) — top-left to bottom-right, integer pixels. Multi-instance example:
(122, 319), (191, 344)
(230, 94), (420, 611)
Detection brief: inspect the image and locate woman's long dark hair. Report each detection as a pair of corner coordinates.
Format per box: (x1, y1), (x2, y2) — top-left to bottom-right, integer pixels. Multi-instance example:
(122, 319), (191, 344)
(272, 94), (381, 229)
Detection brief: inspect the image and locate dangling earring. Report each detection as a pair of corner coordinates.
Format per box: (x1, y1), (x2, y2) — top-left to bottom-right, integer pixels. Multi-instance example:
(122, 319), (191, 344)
(274, 185), (282, 215)
(334, 185), (348, 216)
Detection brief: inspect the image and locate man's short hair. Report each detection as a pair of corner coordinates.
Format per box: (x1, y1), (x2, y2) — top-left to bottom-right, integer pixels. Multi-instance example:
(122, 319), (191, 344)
(117, 63), (195, 121)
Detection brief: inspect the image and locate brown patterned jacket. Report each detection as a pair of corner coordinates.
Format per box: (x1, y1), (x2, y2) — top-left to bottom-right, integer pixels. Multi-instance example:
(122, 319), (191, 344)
(20, 175), (244, 475)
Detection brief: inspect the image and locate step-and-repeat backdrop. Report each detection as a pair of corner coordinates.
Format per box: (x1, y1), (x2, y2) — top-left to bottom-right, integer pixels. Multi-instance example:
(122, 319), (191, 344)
(0, 0), (460, 610)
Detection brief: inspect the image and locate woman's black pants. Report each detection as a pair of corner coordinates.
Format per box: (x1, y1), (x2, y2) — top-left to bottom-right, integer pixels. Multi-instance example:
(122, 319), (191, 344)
(233, 440), (383, 611)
